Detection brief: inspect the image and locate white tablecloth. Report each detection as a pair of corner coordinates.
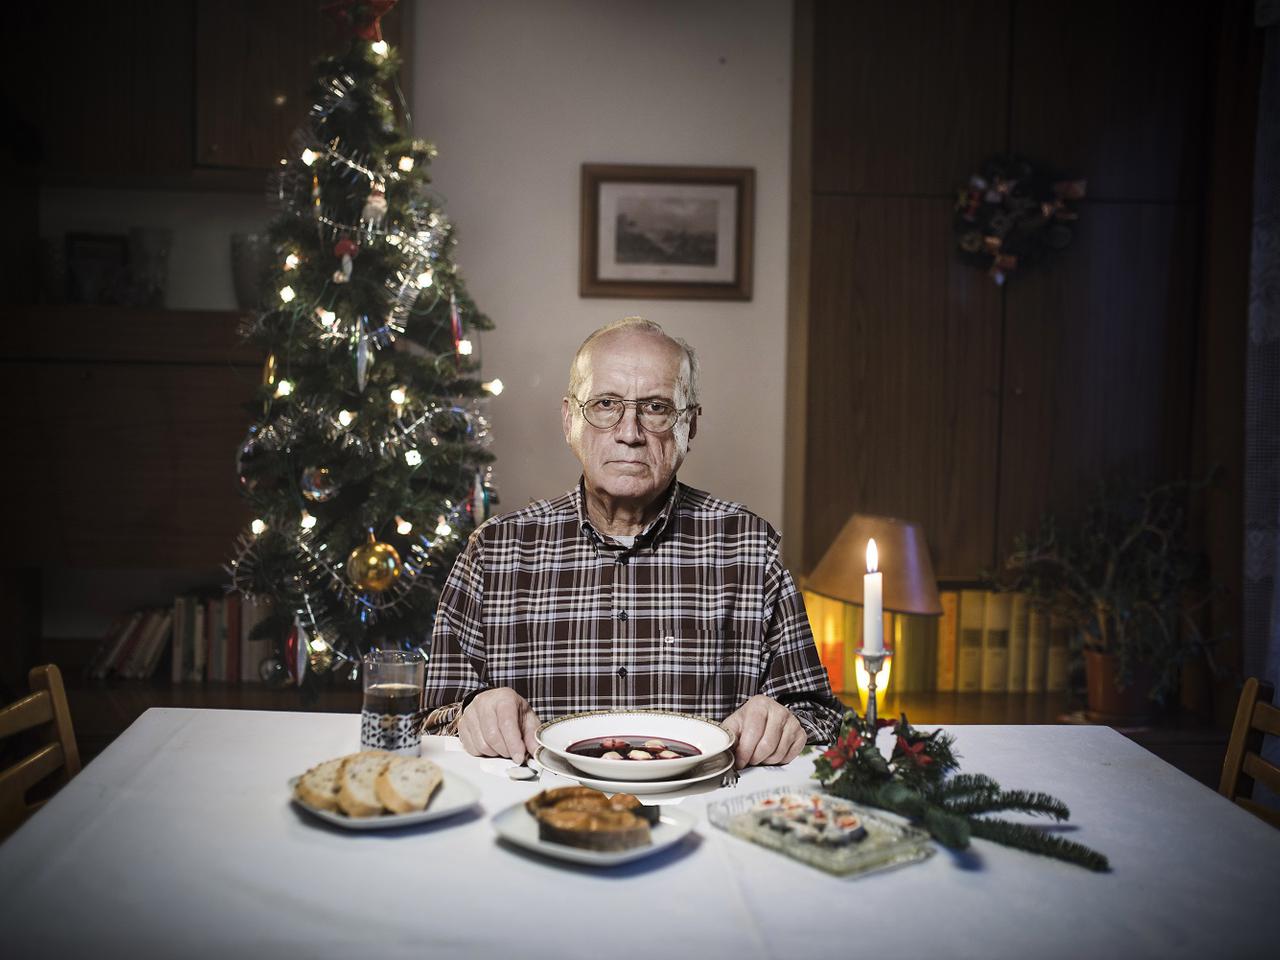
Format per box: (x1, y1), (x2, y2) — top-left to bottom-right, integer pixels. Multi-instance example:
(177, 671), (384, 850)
(0, 708), (1275, 959)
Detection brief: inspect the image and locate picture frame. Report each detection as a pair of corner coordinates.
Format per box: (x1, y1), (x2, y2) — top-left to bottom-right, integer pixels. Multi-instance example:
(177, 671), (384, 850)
(579, 163), (754, 300)
(65, 232), (129, 305)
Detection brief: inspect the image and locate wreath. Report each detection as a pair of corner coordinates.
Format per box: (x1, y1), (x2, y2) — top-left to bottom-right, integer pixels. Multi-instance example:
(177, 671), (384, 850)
(955, 156), (1086, 284)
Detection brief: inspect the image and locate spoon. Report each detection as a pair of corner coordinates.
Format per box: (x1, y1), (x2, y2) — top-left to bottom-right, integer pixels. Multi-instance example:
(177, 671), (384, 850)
(507, 754), (539, 781)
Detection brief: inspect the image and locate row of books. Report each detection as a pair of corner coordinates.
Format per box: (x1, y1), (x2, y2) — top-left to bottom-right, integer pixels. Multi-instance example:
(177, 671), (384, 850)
(805, 589), (1072, 695)
(88, 593), (273, 683)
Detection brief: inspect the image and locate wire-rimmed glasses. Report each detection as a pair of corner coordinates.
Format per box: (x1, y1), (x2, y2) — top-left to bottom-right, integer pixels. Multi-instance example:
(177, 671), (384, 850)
(571, 396), (699, 434)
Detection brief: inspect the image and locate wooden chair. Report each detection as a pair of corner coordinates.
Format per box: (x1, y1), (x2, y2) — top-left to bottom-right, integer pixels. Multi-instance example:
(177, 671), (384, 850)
(1219, 677), (1280, 829)
(0, 664), (82, 841)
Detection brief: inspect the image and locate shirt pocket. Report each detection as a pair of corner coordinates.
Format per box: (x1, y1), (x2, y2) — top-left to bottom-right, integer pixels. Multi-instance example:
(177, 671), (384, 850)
(647, 618), (761, 717)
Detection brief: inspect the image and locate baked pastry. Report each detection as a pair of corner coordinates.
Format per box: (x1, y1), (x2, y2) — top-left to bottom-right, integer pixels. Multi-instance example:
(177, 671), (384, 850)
(525, 786), (654, 851)
(375, 756), (443, 814)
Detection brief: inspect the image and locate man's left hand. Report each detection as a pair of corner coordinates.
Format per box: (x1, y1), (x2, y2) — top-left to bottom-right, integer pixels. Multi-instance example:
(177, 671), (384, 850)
(721, 695), (807, 769)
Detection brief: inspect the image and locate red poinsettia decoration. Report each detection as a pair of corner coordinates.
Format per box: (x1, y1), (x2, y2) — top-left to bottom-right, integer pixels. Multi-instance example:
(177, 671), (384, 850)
(896, 734), (934, 768)
(823, 729), (863, 769)
(323, 0), (397, 42)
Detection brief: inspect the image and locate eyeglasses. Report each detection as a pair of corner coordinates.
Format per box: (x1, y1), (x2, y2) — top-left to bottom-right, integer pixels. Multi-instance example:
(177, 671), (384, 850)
(572, 396), (699, 434)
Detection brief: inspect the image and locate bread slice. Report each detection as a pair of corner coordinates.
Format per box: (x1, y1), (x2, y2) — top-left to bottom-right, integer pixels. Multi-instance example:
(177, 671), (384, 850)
(294, 755), (350, 812)
(337, 751), (394, 817)
(375, 756), (444, 814)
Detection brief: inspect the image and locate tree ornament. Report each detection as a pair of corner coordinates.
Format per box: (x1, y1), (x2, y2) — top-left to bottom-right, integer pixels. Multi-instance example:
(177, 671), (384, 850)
(262, 353), (277, 387)
(355, 318), (371, 391)
(300, 466), (339, 503)
(332, 236), (359, 284)
(322, 0), (397, 41)
(361, 184), (388, 235)
(307, 633), (337, 673)
(283, 618), (307, 685)
(347, 532), (402, 592)
(259, 655), (289, 687)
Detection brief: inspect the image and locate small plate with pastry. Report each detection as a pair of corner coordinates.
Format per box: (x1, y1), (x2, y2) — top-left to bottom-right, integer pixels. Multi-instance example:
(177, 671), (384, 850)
(492, 785), (697, 866)
(290, 750), (479, 830)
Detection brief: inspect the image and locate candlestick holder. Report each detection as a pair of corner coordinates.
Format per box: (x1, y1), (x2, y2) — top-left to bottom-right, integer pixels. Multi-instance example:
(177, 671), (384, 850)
(857, 648), (892, 728)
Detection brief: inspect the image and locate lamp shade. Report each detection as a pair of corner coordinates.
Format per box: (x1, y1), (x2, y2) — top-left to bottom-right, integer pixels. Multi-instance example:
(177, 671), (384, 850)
(806, 513), (943, 616)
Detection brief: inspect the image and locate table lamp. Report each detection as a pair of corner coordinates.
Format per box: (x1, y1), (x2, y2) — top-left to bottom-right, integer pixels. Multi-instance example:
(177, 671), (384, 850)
(806, 514), (942, 723)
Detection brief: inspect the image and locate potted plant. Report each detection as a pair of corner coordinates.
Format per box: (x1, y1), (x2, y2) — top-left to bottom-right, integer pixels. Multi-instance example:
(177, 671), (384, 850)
(994, 478), (1215, 719)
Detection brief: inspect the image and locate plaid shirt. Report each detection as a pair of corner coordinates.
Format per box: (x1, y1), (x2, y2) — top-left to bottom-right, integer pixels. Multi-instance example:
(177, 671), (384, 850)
(423, 480), (842, 743)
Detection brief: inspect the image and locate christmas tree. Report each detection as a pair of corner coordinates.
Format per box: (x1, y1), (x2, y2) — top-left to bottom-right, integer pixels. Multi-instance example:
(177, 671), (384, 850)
(228, 0), (499, 685)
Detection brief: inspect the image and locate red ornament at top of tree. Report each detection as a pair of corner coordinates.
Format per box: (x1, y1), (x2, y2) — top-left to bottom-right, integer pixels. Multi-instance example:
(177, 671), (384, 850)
(322, 0), (397, 42)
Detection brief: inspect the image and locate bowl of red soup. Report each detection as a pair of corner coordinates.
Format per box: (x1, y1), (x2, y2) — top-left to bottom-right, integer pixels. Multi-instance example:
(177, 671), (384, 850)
(536, 710), (735, 781)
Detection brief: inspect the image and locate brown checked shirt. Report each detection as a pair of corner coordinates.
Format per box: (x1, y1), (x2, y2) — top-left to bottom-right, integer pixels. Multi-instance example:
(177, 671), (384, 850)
(423, 481), (843, 742)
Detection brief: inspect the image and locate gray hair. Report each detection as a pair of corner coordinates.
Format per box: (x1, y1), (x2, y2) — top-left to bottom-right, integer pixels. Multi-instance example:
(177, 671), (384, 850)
(568, 316), (701, 407)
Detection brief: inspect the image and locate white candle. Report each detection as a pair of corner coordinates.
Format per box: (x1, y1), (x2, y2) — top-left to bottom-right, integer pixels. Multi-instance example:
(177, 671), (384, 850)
(863, 538), (883, 654)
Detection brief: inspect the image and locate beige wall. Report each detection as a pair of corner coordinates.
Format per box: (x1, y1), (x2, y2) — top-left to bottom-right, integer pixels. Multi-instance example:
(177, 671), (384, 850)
(412, 0), (794, 529)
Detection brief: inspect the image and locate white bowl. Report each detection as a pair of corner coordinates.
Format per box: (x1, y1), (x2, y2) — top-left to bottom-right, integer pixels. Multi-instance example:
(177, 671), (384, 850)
(535, 710), (735, 782)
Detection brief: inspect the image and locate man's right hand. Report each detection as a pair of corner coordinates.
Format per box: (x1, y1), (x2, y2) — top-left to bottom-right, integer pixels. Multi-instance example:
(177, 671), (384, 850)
(457, 687), (541, 763)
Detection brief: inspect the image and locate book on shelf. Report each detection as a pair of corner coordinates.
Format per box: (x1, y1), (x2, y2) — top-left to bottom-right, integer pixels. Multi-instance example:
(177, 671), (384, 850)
(1047, 612), (1071, 692)
(891, 613), (935, 694)
(1006, 593), (1030, 693)
(225, 592), (241, 683)
(193, 597), (208, 681)
(957, 590), (985, 692)
(240, 595), (272, 683)
(1026, 604), (1049, 693)
(934, 590), (959, 692)
(981, 592), (1012, 692)
(89, 610), (144, 679)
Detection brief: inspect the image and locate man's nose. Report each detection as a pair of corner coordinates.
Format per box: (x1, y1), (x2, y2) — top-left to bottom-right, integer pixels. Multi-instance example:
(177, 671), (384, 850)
(615, 404), (645, 443)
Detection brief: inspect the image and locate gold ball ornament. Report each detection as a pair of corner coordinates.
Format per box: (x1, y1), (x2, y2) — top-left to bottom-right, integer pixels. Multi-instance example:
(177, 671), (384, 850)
(347, 535), (402, 592)
(262, 353), (278, 387)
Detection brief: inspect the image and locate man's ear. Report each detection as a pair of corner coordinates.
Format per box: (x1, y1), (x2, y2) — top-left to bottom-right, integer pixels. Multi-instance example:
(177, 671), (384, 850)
(561, 396), (573, 443)
(688, 407), (698, 443)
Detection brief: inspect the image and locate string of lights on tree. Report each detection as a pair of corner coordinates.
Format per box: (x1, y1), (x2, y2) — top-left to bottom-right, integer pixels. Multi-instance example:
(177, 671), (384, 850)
(227, 0), (501, 686)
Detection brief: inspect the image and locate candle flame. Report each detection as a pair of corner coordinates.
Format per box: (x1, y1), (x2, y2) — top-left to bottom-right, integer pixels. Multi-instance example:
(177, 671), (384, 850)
(866, 537), (878, 573)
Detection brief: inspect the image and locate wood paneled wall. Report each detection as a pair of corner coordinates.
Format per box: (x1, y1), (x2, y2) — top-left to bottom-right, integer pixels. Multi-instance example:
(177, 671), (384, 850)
(798, 0), (1228, 582)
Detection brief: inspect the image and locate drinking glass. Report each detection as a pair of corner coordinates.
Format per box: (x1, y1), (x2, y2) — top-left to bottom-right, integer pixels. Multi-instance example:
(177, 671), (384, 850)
(360, 649), (425, 756)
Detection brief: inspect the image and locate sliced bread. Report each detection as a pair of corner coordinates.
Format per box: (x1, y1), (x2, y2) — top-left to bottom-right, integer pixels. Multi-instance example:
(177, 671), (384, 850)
(294, 755), (350, 811)
(375, 756), (444, 814)
(337, 751), (394, 817)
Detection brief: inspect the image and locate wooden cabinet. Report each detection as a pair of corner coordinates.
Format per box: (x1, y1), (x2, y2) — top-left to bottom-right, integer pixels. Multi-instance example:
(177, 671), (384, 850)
(11, 0), (411, 188)
(0, 307), (259, 568)
(797, 0), (1222, 580)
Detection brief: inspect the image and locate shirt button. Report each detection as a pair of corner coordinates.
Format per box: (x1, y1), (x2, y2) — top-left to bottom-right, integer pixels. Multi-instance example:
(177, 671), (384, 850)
(617, 610), (628, 621)
(616, 555), (627, 565)
(617, 667), (628, 678)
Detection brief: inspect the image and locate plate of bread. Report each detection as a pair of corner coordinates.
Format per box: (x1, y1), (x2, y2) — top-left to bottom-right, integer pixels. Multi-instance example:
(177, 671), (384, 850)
(290, 750), (479, 829)
(492, 785), (697, 865)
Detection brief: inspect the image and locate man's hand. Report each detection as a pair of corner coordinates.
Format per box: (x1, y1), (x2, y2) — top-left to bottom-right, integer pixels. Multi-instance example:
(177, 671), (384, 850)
(721, 694), (807, 769)
(457, 687), (541, 763)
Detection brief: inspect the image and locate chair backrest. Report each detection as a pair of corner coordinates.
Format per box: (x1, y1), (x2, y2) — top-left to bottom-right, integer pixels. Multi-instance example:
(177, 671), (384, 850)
(1219, 677), (1280, 829)
(0, 664), (82, 841)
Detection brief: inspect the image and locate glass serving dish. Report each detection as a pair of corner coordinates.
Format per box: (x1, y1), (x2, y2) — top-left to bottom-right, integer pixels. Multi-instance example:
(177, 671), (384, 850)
(706, 784), (934, 878)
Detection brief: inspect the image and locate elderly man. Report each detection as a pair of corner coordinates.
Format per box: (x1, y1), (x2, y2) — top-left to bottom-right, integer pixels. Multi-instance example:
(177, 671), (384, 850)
(423, 317), (842, 767)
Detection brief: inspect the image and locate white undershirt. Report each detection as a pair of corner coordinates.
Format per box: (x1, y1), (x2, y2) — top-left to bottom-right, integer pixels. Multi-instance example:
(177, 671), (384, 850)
(612, 535), (637, 547)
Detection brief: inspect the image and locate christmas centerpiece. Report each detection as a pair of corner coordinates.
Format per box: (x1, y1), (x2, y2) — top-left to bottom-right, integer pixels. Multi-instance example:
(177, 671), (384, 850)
(227, 0), (499, 684)
(813, 710), (1110, 871)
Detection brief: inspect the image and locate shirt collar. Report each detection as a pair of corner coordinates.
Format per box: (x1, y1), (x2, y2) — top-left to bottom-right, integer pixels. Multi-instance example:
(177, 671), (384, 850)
(574, 478), (682, 548)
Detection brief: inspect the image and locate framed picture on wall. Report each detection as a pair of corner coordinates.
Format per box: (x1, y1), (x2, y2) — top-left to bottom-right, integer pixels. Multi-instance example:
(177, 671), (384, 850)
(579, 163), (754, 300)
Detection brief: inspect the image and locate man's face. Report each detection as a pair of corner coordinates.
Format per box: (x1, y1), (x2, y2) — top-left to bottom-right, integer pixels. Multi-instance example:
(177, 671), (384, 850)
(562, 331), (698, 510)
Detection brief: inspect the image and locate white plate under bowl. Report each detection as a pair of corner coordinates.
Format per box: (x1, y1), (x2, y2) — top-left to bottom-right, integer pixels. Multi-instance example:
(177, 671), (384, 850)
(492, 798), (697, 866)
(536, 746), (734, 795)
(288, 770), (480, 830)
(535, 710), (735, 782)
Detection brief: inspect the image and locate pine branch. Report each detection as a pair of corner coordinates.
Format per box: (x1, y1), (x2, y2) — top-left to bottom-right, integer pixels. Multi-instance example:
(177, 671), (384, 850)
(968, 817), (1109, 871)
(943, 789), (1070, 820)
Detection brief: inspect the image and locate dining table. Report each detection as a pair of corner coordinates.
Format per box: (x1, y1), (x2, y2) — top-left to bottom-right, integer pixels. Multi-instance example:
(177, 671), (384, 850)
(0, 706), (1276, 959)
